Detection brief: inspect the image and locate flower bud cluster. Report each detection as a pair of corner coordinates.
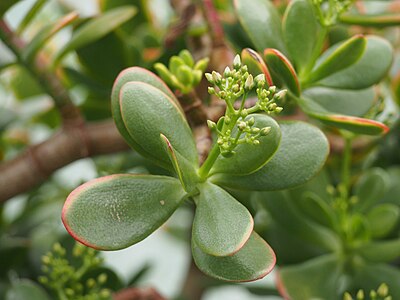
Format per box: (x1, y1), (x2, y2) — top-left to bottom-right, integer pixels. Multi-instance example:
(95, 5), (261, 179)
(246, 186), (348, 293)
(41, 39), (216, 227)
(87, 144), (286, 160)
(155, 49), (209, 94)
(39, 242), (111, 299)
(343, 283), (391, 300)
(206, 55), (253, 103)
(256, 79), (285, 114)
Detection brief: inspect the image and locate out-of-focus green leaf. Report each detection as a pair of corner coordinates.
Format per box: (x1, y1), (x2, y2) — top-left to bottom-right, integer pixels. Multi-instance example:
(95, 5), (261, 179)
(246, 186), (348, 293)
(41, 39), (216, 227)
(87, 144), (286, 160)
(278, 255), (344, 300)
(264, 49), (300, 95)
(211, 121), (329, 191)
(283, 0), (319, 74)
(358, 239), (400, 263)
(234, 0), (286, 53)
(119, 81), (197, 169)
(210, 114), (281, 176)
(241, 48), (273, 85)
(53, 6), (137, 65)
(306, 35), (366, 84)
(0, 0), (22, 17)
(8, 66), (43, 100)
(5, 279), (50, 300)
(303, 86), (375, 117)
(366, 204), (400, 238)
(62, 174), (186, 250)
(17, 0), (48, 35)
(340, 13), (400, 27)
(319, 36), (393, 89)
(192, 232), (275, 282)
(192, 182), (253, 256)
(354, 168), (389, 212)
(23, 12), (78, 62)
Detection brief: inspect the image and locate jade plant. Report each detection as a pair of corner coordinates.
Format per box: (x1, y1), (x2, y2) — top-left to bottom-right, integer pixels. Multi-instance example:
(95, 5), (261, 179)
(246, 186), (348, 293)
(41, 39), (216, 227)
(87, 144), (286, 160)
(61, 54), (329, 281)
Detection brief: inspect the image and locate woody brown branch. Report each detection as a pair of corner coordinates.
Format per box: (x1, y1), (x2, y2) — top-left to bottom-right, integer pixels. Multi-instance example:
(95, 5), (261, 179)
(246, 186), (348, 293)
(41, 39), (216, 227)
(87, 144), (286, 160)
(0, 121), (129, 203)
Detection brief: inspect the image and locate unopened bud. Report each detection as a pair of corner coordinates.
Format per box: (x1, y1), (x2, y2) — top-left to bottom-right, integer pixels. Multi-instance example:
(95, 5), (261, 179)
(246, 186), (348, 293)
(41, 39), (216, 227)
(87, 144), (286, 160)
(208, 87), (215, 94)
(275, 89), (287, 99)
(275, 107), (283, 113)
(269, 86), (277, 93)
(207, 120), (216, 130)
(378, 284), (389, 297)
(233, 54), (241, 69)
(251, 127), (260, 134)
(248, 117), (255, 126)
(238, 121), (247, 131)
(254, 74), (265, 84)
(205, 73), (213, 83)
(233, 84), (240, 92)
(225, 116), (231, 124)
(212, 71), (222, 83)
(253, 140), (260, 145)
(343, 292), (353, 300)
(245, 74), (254, 90)
(260, 127), (271, 136)
(224, 66), (231, 77)
(356, 290), (364, 300)
(240, 109), (248, 118)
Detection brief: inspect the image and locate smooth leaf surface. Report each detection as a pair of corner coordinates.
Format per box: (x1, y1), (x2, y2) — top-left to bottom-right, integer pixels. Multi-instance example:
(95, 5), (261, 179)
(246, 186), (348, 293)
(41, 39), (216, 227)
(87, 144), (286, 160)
(241, 48), (273, 86)
(303, 86), (375, 117)
(283, 0), (318, 73)
(354, 168), (389, 212)
(234, 0), (286, 53)
(192, 182), (253, 256)
(278, 255), (344, 300)
(211, 121), (329, 191)
(5, 279), (50, 300)
(366, 204), (400, 238)
(358, 239), (400, 263)
(54, 6), (137, 64)
(192, 232), (275, 282)
(160, 134), (199, 193)
(210, 114), (281, 176)
(264, 49), (300, 95)
(340, 13), (400, 27)
(307, 35), (366, 83)
(319, 36), (393, 89)
(62, 175), (186, 250)
(119, 81), (197, 169)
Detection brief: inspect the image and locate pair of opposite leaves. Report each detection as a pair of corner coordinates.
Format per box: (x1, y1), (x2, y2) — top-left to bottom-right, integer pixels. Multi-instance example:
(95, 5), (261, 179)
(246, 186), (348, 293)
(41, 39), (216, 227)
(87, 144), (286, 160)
(62, 66), (329, 281)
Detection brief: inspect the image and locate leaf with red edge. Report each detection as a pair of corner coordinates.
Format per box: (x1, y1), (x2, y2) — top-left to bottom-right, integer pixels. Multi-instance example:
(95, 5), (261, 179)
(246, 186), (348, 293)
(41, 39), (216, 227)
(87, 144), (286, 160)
(192, 231), (276, 282)
(264, 49), (300, 96)
(62, 174), (186, 250)
(241, 48), (273, 86)
(310, 113), (389, 136)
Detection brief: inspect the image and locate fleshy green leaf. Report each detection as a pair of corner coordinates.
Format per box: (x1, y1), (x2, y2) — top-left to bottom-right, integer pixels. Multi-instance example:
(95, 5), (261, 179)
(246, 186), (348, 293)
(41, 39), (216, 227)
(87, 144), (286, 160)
(283, 0), (319, 74)
(62, 175), (186, 250)
(118, 81), (197, 169)
(306, 35), (367, 84)
(278, 255), (344, 300)
(339, 13), (400, 27)
(192, 182), (253, 256)
(354, 168), (389, 212)
(241, 48), (273, 86)
(5, 279), (50, 300)
(358, 239), (400, 263)
(319, 36), (393, 89)
(260, 191), (340, 252)
(22, 12), (78, 62)
(303, 86), (375, 117)
(264, 49), (300, 95)
(211, 121), (329, 191)
(309, 113), (389, 136)
(53, 6), (137, 65)
(192, 232), (275, 282)
(234, 0), (286, 53)
(210, 114), (281, 176)
(160, 134), (199, 193)
(366, 204), (400, 238)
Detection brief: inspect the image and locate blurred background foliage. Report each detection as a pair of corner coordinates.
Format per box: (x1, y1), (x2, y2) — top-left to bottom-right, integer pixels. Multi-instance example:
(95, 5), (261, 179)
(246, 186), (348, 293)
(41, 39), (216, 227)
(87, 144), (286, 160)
(1, 0), (400, 299)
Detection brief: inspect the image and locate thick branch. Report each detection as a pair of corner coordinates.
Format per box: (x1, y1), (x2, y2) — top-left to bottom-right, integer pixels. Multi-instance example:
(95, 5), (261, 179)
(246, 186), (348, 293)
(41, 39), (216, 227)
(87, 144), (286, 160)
(0, 19), (82, 123)
(0, 121), (129, 203)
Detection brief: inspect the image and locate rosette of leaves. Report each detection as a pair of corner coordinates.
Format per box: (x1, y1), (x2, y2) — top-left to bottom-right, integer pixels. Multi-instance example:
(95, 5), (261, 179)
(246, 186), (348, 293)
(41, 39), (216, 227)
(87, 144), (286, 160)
(234, 0), (392, 136)
(62, 60), (329, 281)
(249, 167), (400, 299)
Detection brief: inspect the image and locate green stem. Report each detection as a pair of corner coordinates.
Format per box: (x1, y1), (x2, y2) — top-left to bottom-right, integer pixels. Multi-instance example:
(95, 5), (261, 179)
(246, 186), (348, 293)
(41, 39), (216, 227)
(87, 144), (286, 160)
(341, 136), (353, 200)
(198, 143), (220, 179)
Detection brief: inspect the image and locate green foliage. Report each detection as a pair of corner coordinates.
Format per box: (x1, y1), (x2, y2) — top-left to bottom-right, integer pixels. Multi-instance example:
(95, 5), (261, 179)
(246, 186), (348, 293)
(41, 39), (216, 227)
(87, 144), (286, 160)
(38, 242), (112, 300)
